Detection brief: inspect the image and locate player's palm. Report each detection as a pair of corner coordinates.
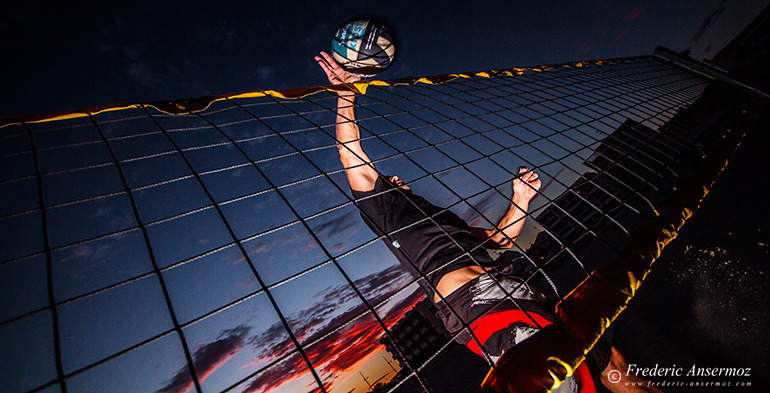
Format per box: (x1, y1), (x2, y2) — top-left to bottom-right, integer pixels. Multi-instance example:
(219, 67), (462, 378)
(315, 51), (360, 85)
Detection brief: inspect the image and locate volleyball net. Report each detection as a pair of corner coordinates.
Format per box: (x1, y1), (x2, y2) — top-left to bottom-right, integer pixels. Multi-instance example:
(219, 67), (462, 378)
(0, 53), (755, 393)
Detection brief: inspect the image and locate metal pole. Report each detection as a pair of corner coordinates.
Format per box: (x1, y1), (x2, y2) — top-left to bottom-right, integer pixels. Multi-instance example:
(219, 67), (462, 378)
(653, 46), (770, 101)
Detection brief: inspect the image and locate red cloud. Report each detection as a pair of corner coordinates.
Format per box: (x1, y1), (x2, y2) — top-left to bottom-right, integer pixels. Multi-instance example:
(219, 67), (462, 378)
(156, 265), (425, 393)
(244, 289), (425, 393)
(243, 352), (308, 393)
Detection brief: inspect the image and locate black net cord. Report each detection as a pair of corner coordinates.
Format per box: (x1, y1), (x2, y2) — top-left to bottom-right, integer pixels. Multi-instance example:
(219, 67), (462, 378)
(139, 105), (330, 393)
(213, 98), (439, 391)
(22, 120), (67, 393)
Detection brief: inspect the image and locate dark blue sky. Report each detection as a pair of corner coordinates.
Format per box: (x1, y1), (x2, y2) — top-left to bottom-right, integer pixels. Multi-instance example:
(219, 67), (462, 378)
(1, 0), (767, 118)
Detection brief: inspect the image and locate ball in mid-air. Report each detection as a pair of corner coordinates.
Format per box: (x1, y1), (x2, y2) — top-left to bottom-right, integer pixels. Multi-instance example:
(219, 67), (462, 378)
(331, 18), (395, 76)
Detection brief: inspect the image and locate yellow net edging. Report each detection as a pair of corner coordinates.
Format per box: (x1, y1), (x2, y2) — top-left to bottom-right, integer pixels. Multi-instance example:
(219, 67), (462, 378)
(0, 55), (649, 128)
(480, 110), (754, 393)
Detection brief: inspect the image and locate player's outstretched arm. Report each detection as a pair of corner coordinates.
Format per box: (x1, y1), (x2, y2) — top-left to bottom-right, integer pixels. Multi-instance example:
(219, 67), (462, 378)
(315, 51), (378, 192)
(470, 167), (541, 248)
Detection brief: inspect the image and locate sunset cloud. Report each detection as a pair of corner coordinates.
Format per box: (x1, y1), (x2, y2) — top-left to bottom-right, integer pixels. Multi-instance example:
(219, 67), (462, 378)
(158, 325), (251, 393)
(157, 264), (425, 393)
(309, 208), (362, 254)
(244, 289), (425, 393)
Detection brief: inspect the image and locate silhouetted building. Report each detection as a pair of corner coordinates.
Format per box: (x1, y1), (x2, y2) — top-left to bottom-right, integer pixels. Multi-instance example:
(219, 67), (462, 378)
(526, 76), (739, 292)
(380, 299), (450, 370)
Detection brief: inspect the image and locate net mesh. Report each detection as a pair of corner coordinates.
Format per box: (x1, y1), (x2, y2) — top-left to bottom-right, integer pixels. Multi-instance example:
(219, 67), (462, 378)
(0, 55), (744, 393)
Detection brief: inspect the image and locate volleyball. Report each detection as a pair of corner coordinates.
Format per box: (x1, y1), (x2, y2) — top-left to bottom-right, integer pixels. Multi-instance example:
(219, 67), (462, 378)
(331, 18), (395, 76)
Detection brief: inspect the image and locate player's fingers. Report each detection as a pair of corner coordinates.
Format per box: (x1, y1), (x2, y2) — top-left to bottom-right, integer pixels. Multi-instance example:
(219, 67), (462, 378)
(318, 61), (343, 84)
(319, 66), (336, 83)
(316, 56), (333, 74)
(317, 56), (338, 77)
(521, 171), (535, 183)
(321, 51), (339, 70)
(317, 60), (331, 75)
(316, 52), (332, 66)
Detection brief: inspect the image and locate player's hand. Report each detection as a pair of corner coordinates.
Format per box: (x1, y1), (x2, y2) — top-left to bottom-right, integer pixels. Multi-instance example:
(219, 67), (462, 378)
(315, 51), (361, 85)
(513, 167), (541, 201)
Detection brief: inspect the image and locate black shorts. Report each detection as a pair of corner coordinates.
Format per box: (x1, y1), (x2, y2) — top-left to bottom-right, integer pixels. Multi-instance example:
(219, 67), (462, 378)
(351, 176), (494, 290)
(353, 177), (613, 388)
